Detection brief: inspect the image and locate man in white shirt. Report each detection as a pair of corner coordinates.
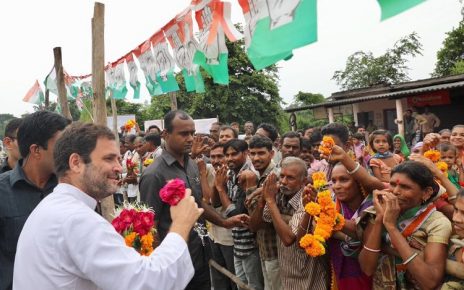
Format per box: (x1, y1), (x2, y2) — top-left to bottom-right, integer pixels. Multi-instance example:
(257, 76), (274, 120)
(14, 122), (203, 290)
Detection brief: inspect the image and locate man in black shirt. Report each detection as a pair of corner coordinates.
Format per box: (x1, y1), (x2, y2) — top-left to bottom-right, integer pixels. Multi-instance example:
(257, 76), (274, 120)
(0, 118), (23, 174)
(139, 110), (248, 290)
(0, 111), (70, 290)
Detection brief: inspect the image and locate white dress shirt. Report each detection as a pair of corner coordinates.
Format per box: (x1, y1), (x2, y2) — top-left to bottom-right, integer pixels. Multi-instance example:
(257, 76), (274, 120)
(14, 183), (194, 290)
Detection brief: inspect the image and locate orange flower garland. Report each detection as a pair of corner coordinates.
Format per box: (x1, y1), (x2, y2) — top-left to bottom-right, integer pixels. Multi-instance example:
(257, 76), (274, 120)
(423, 150), (449, 178)
(319, 136), (335, 156)
(300, 169), (345, 257)
(124, 119), (136, 131)
(423, 149), (440, 163)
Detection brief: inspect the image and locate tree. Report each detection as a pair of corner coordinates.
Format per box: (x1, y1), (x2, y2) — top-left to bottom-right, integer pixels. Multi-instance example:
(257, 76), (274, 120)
(291, 91), (325, 107)
(333, 32), (423, 90)
(433, 20), (464, 77)
(0, 114), (16, 139)
(285, 92), (327, 130)
(143, 32), (283, 129)
(34, 100), (81, 121)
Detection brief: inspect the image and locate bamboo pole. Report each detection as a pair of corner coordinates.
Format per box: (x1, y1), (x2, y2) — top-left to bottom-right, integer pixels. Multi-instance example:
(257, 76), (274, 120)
(169, 92), (178, 111)
(111, 98), (119, 138)
(92, 2), (115, 221)
(44, 89), (50, 111)
(53, 47), (72, 119)
(209, 260), (254, 290)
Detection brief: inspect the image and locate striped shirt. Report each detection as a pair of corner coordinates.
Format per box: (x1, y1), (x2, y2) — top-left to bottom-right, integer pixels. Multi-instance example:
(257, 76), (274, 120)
(266, 189), (330, 290)
(224, 163), (257, 258)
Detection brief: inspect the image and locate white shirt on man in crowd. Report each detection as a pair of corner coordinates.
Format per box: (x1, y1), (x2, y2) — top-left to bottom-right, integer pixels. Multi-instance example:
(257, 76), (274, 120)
(13, 183), (193, 290)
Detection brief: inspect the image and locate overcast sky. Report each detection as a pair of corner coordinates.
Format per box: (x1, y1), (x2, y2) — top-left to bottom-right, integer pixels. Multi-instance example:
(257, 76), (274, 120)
(0, 0), (462, 117)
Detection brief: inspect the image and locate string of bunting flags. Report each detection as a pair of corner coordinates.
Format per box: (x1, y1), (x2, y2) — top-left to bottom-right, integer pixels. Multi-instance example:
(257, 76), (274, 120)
(23, 0), (427, 107)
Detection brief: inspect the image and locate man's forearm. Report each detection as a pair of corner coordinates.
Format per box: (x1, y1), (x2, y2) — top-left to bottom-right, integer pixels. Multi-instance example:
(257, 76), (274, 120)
(201, 200), (226, 227)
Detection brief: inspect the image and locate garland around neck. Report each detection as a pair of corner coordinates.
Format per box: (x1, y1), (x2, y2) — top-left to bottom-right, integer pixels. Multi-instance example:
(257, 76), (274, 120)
(373, 151), (393, 159)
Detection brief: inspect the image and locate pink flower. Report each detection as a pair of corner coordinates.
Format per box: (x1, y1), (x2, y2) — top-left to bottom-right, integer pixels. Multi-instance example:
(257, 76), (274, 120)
(140, 211), (155, 231)
(160, 178), (186, 206)
(111, 216), (125, 233)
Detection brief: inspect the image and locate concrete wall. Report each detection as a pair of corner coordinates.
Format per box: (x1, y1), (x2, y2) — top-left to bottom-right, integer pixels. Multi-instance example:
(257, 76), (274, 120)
(357, 98), (408, 129)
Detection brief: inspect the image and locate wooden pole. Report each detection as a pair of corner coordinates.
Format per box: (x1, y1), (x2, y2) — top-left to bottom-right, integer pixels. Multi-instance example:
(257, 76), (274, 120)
(209, 260), (254, 290)
(111, 98), (119, 137)
(169, 92), (178, 111)
(53, 47), (72, 119)
(92, 2), (115, 221)
(44, 89), (50, 111)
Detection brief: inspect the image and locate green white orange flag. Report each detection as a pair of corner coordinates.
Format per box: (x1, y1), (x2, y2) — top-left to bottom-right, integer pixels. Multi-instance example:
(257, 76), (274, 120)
(23, 80), (44, 105)
(44, 66), (74, 99)
(237, 0), (317, 70)
(377, 0), (427, 21)
(150, 31), (180, 93)
(192, 0), (241, 85)
(164, 10), (205, 93)
(136, 40), (163, 96)
(105, 59), (128, 100)
(125, 53), (141, 99)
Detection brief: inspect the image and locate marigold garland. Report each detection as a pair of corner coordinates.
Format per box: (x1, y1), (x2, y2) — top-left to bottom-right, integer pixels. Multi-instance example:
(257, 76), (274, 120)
(423, 149), (441, 163)
(300, 170), (345, 257)
(319, 136), (335, 156)
(423, 150), (449, 178)
(124, 119), (137, 131)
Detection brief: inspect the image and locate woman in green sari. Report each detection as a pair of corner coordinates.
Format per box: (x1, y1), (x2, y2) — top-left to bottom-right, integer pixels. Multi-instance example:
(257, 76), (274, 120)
(393, 134), (410, 160)
(358, 161), (452, 290)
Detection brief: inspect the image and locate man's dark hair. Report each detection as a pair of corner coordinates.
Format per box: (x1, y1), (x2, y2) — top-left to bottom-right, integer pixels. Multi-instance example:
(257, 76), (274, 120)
(321, 123), (349, 144)
(144, 133), (161, 147)
(220, 125), (238, 138)
(257, 123), (278, 142)
(309, 131), (322, 144)
(223, 139), (248, 154)
(301, 138), (312, 151)
(212, 121), (223, 126)
(211, 142), (225, 151)
(249, 135), (273, 151)
(352, 132), (365, 141)
(17, 111), (71, 158)
(164, 110), (191, 133)
(282, 131), (302, 148)
(147, 125), (161, 134)
(230, 122), (239, 127)
(125, 134), (137, 144)
(4, 118), (23, 138)
(54, 122), (115, 178)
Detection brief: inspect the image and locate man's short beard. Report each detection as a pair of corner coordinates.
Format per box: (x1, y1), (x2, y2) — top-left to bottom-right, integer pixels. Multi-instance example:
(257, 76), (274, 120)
(81, 164), (116, 200)
(280, 186), (299, 196)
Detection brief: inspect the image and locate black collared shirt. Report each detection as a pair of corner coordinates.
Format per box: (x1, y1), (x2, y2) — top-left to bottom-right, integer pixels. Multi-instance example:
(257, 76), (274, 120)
(0, 158), (12, 174)
(0, 160), (57, 290)
(139, 150), (209, 286)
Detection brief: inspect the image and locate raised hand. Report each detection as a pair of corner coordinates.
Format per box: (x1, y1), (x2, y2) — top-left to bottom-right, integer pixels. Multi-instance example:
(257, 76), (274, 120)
(302, 183), (317, 206)
(191, 135), (209, 159)
(319, 144), (347, 164)
(382, 191), (401, 229)
(214, 166), (228, 191)
(263, 173), (279, 204)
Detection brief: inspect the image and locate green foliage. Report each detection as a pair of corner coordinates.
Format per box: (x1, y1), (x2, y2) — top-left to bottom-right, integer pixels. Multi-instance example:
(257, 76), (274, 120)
(433, 20), (464, 77)
(451, 60), (464, 75)
(283, 91), (327, 131)
(333, 32), (423, 90)
(0, 114), (16, 139)
(34, 99), (81, 121)
(292, 91), (325, 107)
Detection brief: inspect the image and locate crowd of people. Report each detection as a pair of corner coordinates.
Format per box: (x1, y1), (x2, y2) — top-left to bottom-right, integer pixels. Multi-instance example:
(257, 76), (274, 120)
(0, 108), (464, 290)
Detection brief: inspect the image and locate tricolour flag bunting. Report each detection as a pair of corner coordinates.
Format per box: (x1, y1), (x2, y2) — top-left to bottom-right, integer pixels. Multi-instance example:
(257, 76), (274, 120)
(23, 80), (44, 105)
(377, 0), (427, 21)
